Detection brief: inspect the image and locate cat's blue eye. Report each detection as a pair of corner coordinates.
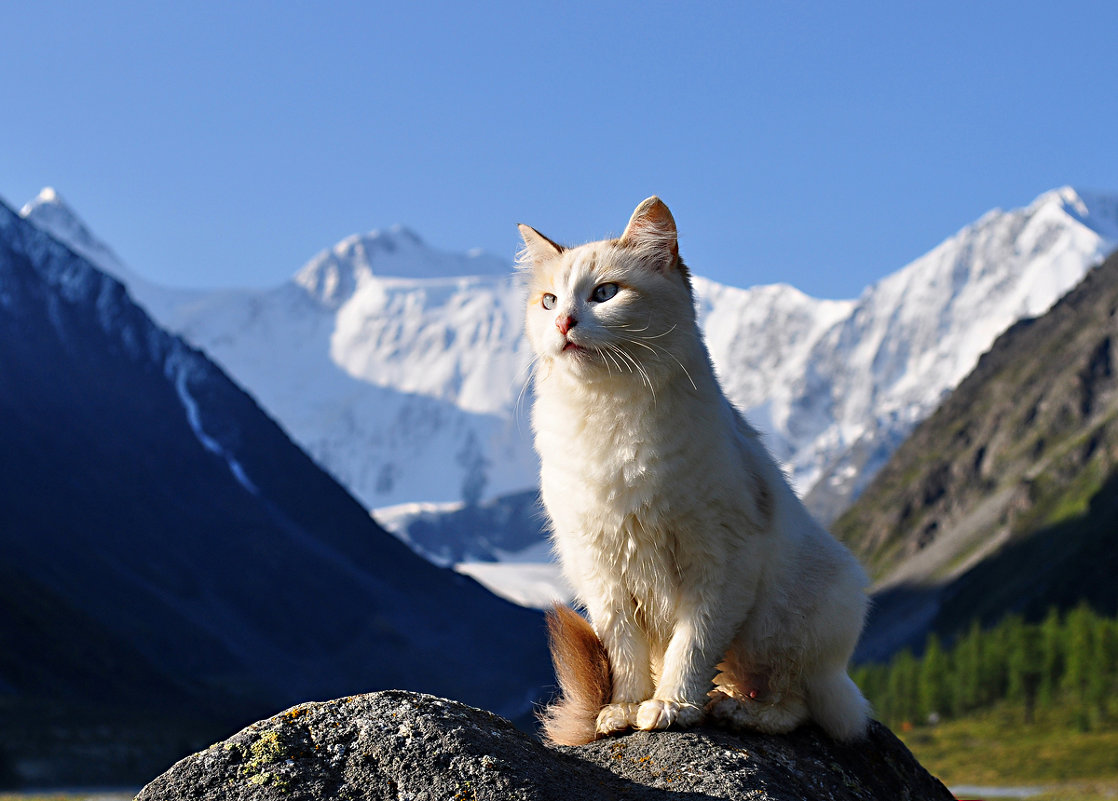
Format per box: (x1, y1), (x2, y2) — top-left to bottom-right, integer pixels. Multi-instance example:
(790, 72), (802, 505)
(591, 283), (619, 303)
(542, 293), (557, 310)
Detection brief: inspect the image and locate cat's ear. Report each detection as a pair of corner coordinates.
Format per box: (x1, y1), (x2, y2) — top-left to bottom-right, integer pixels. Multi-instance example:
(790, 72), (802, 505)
(619, 196), (679, 270)
(517, 224), (565, 266)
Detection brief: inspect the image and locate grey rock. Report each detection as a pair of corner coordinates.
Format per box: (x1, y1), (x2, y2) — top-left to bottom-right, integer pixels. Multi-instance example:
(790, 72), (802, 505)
(137, 690), (953, 800)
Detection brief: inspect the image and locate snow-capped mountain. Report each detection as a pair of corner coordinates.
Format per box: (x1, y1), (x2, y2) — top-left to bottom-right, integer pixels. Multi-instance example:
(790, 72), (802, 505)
(795, 187), (1118, 521)
(0, 195), (554, 780)
(20, 186), (1118, 534)
(22, 189), (538, 509)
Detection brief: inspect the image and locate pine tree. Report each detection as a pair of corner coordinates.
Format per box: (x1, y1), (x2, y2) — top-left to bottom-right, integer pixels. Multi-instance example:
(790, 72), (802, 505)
(952, 618), (983, 715)
(1063, 603), (1095, 702)
(1038, 606), (1064, 708)
(1005, 615), (1042, 723)
(917, 633), (950, 722)
(887, 649), (919, 726)
(978, 619), (1010, 706)
(1063, 602), (1097, 730)
(1085, 614), (1115, 725)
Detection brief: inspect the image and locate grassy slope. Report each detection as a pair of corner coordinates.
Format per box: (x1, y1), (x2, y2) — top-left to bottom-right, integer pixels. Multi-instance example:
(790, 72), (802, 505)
(896, 701), (1118, 800)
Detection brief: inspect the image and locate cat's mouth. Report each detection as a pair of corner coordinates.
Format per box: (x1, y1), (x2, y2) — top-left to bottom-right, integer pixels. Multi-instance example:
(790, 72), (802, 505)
(562, 341), (585, 353)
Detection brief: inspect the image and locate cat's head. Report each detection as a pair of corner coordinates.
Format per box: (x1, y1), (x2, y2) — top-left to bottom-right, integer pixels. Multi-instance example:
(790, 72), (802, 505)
(518, 197), (697, 388)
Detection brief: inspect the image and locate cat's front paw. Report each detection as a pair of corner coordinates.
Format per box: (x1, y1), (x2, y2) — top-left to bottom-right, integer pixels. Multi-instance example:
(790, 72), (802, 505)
(635, 699), (704, 731)
(596, 702), (640, 735)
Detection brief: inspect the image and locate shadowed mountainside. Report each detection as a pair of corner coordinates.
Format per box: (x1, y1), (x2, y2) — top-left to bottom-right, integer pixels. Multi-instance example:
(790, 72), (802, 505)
(0, 200), (551, 785)
(839, 249), (1118, 659)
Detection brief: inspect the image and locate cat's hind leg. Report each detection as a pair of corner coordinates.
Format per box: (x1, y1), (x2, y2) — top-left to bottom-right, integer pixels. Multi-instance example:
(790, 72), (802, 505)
(706, 684), (808, 734)
(706, 655), (809, 735)
(707, 659), (869, 740)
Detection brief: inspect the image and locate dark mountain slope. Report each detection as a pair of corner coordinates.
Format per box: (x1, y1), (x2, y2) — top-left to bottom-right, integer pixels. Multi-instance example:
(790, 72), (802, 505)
(0, 200), (550, 783)
(835, 248), (1118, 659)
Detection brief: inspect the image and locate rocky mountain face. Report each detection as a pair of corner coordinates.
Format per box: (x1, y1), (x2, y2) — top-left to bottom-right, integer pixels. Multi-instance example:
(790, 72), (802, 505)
(137, 690), (953, 801)
(22, 188), (1117, 532)
(797, 187), (1118, 521)
(0, 199), (551, 785)
(838, 249), (1118, 660)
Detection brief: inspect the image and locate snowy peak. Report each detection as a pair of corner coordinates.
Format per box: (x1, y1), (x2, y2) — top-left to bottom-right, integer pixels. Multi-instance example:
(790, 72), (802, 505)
(1030, 186), (1118, 240)
(294, 224), (510, 307)
(20, 185), (62, 210)
(19, 186), (132, 282)
(798, 185), (1118, 520)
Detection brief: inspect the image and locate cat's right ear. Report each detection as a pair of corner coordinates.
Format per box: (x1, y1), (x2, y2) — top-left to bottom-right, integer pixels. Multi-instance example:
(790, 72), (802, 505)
(619, 196), (680, 272)
(517, 224), (565, 267)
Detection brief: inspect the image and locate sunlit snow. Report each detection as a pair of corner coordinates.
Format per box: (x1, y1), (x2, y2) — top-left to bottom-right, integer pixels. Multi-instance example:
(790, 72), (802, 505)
(21, 185), (1118, 603)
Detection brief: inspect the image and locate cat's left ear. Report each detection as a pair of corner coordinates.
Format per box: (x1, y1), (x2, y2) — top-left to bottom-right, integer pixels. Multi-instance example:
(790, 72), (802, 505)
(517, 224), (565, 266)
(619, 196), (679, 271)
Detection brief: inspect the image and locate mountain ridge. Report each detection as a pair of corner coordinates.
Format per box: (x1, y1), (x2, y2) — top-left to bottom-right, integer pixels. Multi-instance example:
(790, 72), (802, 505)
(19, 185), (1118, 561)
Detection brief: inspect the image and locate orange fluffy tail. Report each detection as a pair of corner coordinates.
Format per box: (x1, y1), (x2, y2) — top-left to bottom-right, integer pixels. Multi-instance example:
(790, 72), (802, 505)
(540, 604), (612, 746)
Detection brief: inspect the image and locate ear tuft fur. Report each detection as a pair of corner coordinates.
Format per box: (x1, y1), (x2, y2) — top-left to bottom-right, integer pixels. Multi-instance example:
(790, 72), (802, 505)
(516, 223), (565, 270)
(619, 196), (683, 275)
(539, 604), (612, 746)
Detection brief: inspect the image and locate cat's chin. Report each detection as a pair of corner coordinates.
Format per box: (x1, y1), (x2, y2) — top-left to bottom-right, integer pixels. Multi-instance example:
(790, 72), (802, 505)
(545, 344), (599, 375)
(555, 339), (596, 360)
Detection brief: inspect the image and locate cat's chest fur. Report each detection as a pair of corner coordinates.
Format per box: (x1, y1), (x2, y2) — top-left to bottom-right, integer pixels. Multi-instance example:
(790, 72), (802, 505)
(534, 373), (750, 565)
(532, 371), (768, 646)
(535, 379), (709, 517)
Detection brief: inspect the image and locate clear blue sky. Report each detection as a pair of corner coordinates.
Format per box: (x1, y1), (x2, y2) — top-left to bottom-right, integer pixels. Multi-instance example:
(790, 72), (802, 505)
(3, 1), (1116, 299)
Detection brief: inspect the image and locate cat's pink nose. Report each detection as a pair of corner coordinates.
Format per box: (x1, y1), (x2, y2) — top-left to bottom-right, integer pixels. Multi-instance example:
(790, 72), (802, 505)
(556, 314), (576, 335)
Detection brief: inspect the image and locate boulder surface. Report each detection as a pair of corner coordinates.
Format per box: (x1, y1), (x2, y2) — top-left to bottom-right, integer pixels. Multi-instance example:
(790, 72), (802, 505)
(137, 690), (953, 800)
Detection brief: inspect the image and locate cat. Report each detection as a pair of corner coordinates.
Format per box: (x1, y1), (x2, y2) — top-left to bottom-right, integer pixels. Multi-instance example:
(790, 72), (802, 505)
(518, 197), (871, 747)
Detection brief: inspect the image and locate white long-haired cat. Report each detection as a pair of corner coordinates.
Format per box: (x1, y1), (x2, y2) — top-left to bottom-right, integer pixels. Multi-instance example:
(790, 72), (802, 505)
(519, 197), (870, 746)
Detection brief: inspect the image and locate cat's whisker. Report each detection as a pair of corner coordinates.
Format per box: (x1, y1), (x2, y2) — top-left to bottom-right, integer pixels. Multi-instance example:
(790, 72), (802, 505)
(599, 345), (622, 378)
(659, 349), (698, 391)
(607, 316), (679, 340)
(636, 324), (678, 340)
(610, 351), (631, 382)
(604, 319), (656, 334)
(624, 336), (698, 392)
(606, 344), (636, 378)
(604, 322), (642, 332)
(513, 355), (541, 434)
(624, 323), (678, 341)
(599, 334), (664, 398)
(617, 336), (659, 356)
(609, 342), (657, 399)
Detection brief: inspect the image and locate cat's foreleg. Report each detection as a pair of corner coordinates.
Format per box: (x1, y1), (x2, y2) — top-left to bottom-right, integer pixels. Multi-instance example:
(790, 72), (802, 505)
(636, 603), (736, 731)
(586, 598), (655, 735)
